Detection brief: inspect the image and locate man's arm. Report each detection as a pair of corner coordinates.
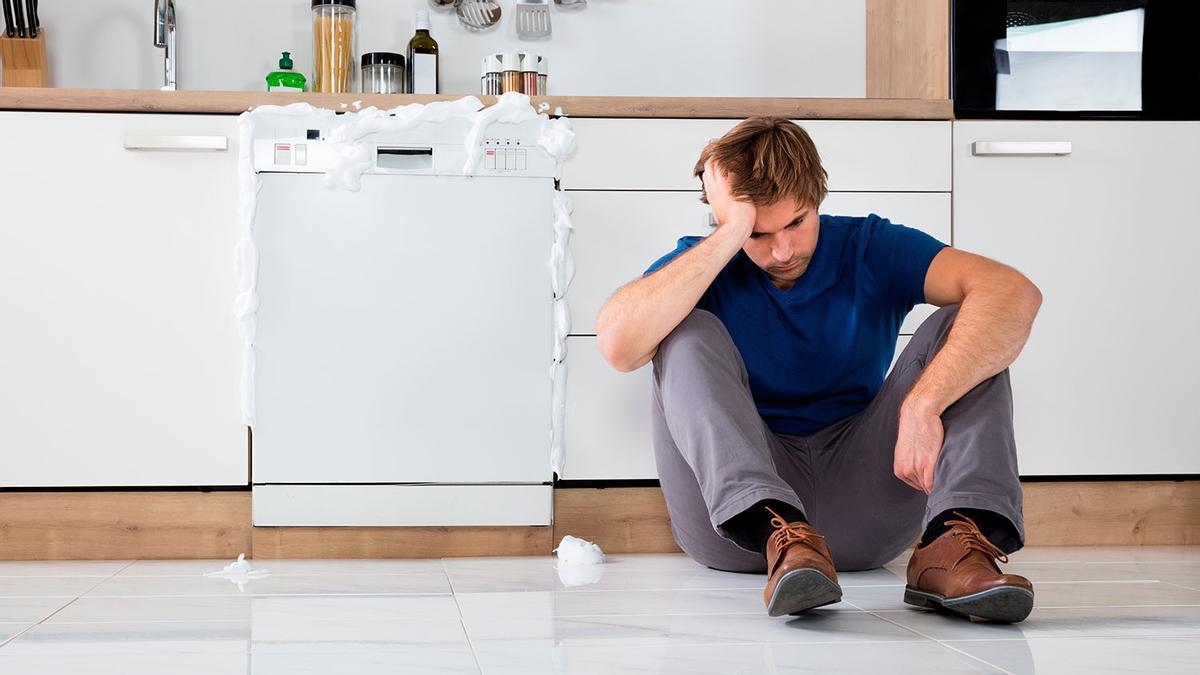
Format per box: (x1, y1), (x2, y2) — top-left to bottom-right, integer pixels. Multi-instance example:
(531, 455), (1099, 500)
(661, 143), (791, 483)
(893, 247), (1043, 493)
(596, 158), (754, 372)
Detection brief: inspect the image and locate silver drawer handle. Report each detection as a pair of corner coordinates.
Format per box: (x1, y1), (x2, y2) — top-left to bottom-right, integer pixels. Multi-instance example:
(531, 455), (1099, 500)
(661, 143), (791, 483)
(972, 141), (1071, 156)
(123, 135), (228, 151)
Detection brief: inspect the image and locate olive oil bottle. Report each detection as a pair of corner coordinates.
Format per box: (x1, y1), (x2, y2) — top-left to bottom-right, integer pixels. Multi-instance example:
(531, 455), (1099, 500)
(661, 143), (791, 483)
(407, 9), (439, 94)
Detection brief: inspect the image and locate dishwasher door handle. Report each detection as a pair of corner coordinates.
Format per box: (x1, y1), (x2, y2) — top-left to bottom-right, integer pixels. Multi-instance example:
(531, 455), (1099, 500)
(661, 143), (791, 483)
(971, 141), (1072, 156)
(123, 135), (229, 151)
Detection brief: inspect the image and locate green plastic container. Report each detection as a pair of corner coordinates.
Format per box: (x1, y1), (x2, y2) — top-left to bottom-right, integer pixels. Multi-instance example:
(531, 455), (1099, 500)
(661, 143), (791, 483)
(267, 52), (307, 92)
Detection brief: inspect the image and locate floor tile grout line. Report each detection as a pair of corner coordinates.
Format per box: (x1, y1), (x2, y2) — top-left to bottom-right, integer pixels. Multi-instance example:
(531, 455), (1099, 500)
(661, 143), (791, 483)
(0, 559), (137, 650)
(1159, 580), (1200, 593)
(443, 557), (485, 675)
(928, 638), (1019, 675)
(861, 609), (1016, 674)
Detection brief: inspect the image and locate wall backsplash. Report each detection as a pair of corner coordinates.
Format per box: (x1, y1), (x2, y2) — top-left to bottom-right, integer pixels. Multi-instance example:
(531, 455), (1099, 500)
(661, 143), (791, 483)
(27, 0), (865, 98)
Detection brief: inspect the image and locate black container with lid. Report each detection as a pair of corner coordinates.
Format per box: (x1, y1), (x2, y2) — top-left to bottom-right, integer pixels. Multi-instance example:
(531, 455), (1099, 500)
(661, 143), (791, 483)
(361, 51), (406, 94)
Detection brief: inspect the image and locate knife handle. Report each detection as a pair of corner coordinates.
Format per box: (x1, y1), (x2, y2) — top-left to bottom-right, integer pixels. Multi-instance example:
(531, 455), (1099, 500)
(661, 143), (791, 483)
(12, 0), (23, 38)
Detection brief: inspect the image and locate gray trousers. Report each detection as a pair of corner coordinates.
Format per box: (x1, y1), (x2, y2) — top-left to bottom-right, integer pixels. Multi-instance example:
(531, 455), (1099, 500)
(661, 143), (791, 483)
(651, 306), (1026, 573)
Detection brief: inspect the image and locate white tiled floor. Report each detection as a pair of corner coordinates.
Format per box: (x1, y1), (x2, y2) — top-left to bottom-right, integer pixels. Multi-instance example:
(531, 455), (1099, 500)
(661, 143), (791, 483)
(1, 546), (1198, 674)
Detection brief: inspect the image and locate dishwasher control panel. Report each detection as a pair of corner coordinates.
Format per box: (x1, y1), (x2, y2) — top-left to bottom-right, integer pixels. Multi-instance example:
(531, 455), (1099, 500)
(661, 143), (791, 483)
(482, 136), (529, 172)
(252, 120), (558, 178)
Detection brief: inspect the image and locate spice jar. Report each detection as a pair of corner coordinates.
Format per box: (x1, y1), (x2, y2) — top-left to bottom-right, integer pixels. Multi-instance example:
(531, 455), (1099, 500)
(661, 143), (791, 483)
(481, 53), (503, 95)
(518, 52), (538, 96)
(501, 53), (523, 94)
(312, 0), (356, 93)
(537, 55), (548, 95)
(361, 52), (405, 94)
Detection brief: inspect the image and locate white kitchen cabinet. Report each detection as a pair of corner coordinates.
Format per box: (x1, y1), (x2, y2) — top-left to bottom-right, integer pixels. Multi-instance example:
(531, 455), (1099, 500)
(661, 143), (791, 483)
(566, 191), (951, 336)
(560, 117), (954, 481)
(954, 121), (1200, 476)
(0, 112), (245, 487)
(562, 119), (952, 192)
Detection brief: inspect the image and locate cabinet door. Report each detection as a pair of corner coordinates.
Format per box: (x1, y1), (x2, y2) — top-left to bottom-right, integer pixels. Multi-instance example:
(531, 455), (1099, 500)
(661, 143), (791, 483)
(0, 112), (245, 486)
(567, 191), (950, 335)
(562, 191), (950, 481)
(954, 121), (1200, 476)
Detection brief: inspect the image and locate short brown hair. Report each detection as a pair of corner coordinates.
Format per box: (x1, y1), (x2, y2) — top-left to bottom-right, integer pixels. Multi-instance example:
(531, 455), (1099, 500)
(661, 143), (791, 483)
(694, 117), (828, 209)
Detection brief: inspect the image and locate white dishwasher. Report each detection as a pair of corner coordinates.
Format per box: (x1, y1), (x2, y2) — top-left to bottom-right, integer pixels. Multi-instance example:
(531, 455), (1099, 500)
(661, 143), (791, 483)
(247, 109), (563, 526)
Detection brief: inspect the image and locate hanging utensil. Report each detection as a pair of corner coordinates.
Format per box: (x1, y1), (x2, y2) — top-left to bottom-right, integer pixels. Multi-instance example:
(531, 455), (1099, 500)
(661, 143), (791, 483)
(515, 0), (551, 38)
(454, 0), (500, 31)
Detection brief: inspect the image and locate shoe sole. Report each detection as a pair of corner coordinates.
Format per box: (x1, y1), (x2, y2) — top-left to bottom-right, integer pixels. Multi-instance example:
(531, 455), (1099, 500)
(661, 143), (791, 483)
(903, 585), (1034, 623)
(766, 568), (843, 617)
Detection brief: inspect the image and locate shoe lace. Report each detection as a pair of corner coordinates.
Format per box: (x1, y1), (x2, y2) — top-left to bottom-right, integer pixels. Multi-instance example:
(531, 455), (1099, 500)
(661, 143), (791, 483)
(765, 506), (824, 550)
(944, 510), (1009, 565)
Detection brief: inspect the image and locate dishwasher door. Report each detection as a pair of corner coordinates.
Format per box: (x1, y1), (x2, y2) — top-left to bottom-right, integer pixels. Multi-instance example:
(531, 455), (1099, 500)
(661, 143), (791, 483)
(252, 172), (555, 485)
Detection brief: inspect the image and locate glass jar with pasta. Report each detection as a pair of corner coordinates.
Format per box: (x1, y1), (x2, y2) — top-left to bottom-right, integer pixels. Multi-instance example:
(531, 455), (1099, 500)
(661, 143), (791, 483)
(312, 0), (356, 93)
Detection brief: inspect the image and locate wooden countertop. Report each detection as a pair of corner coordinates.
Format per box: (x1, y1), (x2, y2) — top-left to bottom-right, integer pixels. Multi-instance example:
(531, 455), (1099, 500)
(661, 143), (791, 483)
(0, 88), (954, 119)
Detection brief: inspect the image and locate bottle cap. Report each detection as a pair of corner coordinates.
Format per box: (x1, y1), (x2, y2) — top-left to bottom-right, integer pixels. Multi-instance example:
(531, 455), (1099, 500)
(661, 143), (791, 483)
(516, 52), (538, 73)
(279, 52), (294, 70)
(501, 53), (522, 72)
(362, 52), (404, 68)
(416, 8), (431, 31)
(537, 55), (547, 76)
(312, 0), (356, 8)
(481, 53), (504, 76)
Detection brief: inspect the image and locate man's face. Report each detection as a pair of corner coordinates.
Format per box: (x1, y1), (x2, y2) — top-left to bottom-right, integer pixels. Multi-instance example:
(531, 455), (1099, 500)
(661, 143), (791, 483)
(742, 199), (820, 288)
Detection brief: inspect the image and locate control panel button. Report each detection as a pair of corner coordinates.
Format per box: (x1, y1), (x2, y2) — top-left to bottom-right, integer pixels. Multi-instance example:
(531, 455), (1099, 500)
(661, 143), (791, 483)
(274, 143), (292, 165)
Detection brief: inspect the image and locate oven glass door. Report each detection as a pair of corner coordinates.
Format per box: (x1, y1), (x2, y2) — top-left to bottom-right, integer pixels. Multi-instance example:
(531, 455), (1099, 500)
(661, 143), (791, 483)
(997, 2), (1145, 111)
(952, 1), (1199, 118)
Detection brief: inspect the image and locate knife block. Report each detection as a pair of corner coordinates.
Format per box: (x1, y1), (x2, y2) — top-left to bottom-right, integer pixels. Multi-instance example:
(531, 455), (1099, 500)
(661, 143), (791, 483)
(0, 31), (50, 87)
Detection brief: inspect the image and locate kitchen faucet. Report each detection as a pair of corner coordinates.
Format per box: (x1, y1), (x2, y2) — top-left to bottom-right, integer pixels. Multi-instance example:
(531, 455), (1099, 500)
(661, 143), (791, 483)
(153, 0), (177, 91)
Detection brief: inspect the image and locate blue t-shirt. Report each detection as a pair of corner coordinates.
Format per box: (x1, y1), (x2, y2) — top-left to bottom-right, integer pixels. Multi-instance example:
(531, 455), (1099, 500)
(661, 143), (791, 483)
(644, 213), (947, 437)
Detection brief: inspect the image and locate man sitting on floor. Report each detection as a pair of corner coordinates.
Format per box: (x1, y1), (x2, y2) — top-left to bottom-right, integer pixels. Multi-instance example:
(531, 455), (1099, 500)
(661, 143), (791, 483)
(595, 117), (1042, 623)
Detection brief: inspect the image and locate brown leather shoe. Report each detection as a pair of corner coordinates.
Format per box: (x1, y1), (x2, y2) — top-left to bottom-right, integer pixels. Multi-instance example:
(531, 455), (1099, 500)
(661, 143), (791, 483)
(762, 507), (841, 617)
(905, 511), (1034, 623)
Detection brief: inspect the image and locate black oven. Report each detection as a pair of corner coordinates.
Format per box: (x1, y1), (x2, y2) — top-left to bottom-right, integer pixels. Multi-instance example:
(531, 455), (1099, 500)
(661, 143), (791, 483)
(952, 0), (1200, 119)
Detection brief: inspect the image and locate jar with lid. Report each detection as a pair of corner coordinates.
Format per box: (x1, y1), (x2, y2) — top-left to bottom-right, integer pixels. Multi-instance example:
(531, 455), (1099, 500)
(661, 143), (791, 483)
(518, 52), (538, 96)
(312, 0), (356, 93)
(481, 53), (503, 95)
(501, 53), (523, 94)
(537, 55), (548, 95)
(362, 52), (405, 94)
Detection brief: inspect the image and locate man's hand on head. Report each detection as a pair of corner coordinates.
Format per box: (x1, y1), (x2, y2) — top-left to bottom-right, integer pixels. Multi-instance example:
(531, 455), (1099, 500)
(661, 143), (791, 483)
(702, 157), (756, 243)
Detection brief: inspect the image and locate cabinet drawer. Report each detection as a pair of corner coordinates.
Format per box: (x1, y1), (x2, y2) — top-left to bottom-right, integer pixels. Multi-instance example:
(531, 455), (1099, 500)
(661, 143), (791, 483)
(562, 336), (657, 480)
(567, 191), (951, 336)
(562, 119), (951, 192)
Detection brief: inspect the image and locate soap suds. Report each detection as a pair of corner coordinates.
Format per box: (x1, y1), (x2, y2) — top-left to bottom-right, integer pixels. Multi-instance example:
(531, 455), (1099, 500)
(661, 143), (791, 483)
(205, 553), (270, 590)
(549, 192), (575, 476)
(555, 535), (605, 565)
